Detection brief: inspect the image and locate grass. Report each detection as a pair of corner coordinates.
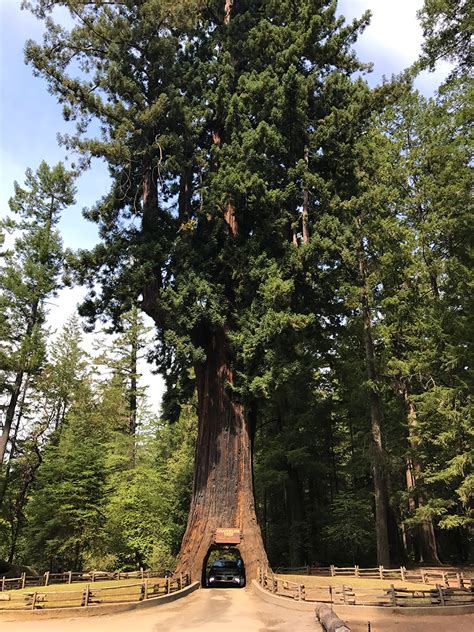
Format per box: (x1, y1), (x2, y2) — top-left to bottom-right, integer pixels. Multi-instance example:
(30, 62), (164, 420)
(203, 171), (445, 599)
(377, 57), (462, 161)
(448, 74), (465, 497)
(0, 577), (167, 611)
(15, 578), (146, 593)
(277, 574), (436, 589)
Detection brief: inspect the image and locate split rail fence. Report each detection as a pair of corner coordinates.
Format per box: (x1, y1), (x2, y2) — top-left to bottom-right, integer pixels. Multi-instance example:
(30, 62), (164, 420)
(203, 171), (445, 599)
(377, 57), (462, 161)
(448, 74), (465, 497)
(275, 565), (473, 588)
(0, 572), (191, 611)
(1, 568), (167, 592)
(258, 568), (474, 608)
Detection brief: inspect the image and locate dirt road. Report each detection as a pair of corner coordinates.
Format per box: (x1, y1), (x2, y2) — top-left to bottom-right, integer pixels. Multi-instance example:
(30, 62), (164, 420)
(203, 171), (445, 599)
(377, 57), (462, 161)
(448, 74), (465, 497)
(2, 588), (322, 632)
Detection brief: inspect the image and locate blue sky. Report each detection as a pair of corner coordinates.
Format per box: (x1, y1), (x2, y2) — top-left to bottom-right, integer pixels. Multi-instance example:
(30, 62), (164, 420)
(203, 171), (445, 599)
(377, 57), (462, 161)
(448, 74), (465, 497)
(0, 0), (450, 411)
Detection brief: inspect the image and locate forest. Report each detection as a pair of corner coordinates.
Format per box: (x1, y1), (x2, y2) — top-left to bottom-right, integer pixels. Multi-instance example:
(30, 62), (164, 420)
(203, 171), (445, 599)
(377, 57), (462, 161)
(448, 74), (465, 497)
(0, 0), (472, 576)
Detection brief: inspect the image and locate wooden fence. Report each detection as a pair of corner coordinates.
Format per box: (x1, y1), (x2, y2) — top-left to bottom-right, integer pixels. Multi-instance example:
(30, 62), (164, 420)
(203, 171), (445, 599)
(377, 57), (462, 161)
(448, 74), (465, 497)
(274, 565), (473, 588)
(258, 568), (474, 608)
(1, 568), (168, 592)
(0, 572), (191, 611)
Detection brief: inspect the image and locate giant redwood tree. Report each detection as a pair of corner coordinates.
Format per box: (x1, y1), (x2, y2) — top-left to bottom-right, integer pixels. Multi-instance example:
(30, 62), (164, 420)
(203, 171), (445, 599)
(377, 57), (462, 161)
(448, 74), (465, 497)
(25, 0), (371, 579)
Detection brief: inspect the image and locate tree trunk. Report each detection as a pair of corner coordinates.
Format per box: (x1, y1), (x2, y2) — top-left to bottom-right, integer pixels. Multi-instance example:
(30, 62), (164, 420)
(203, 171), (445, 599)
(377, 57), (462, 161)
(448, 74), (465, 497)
(404, 394), (441, 564)
(0, 376), (30, 507)
(358, 247), (390, 567)
(1, 294), (41, 463)
(175, 327), (268, 581)
(302, 146), (310, 244)
(0, 371), (24, 463)
(286, 466), (305, 566)
(129, 308), (138, 437)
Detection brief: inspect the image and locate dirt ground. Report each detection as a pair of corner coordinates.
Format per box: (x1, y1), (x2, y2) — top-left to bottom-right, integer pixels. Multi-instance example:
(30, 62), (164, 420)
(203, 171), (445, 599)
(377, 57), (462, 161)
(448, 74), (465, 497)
(1, 587), (322, 632)
(2, 587), (473, 631)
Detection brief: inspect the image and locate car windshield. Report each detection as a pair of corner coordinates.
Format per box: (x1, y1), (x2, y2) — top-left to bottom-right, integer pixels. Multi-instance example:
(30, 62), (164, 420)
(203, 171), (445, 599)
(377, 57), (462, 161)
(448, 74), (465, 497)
(212, 560), (239, 569)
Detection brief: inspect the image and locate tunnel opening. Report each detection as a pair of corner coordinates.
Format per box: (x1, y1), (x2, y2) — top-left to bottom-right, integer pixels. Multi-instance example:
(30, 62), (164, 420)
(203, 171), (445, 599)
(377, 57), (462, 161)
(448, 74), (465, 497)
(202, 546), (245, 588)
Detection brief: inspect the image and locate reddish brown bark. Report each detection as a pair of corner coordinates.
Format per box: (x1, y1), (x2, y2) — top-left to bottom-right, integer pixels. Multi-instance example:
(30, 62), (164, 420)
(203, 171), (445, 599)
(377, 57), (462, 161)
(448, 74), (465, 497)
(224, 199), (238, 236)
(174, 1), (267, 582)
(175, 327), (268, 581)
(224, 0), (233, 24)
(141, 170), (165, 324)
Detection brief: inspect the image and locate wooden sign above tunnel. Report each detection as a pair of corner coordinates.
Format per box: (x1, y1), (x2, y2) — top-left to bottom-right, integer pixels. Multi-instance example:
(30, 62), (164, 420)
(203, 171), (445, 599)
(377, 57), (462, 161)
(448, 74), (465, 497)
(214, 528), (241, 545)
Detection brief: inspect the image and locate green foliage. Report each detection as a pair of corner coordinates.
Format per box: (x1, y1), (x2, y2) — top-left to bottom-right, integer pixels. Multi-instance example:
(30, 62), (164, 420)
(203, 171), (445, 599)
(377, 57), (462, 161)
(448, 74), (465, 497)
(322, 492), (376, 564)
(2, 1), (469, 572)
(417, 0), (471, 75)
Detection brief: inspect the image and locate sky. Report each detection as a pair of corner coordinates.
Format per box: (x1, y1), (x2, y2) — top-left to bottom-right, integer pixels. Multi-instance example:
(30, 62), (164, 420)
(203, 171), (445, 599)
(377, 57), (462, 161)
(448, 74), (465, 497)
(0, 0), (450, 413)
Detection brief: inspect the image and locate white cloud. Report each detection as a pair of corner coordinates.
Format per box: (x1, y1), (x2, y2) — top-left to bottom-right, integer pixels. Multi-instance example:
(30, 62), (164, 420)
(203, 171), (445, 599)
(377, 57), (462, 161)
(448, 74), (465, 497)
(338, 0), (451, 90)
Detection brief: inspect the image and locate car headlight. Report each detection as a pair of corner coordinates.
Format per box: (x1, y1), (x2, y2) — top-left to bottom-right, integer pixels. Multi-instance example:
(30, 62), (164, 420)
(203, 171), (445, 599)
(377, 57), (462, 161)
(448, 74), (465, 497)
(209, 577), (215, 582)
(233, 577), (240, 583)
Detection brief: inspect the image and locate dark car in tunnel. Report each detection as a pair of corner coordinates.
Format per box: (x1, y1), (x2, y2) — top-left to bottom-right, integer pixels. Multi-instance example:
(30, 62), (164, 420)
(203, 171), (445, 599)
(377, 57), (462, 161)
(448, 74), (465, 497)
(207, 559), (245, 587)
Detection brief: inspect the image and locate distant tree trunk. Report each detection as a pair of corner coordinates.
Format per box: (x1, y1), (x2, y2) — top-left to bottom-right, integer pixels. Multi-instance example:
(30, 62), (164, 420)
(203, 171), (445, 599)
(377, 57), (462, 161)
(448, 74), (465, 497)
(0, 372), (24, 464)
(0, 376), (30, 507)
(404, 393), (441, 564)
(8, 441), (43, 563)
(129, 308), (138, 437)
(286, 466), (305, 566)
(358, 247), (390, 567)
(175, 326), (268, 581)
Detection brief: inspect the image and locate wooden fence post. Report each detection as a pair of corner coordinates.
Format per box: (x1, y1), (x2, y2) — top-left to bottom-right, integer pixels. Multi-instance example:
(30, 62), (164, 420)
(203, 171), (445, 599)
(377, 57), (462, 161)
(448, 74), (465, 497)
(400, 566), (405, 582)
(140, 567), (144, 580)
(44, 571), (50, 586)
(91, 571), (96, 583)
(354, 565), (359, 577)
(379, 566), (384, 581)
(457, 572), (464, 588)
(442, 572), (448, 587)
(390, 584), (397, 607)
(421, 569), (426, 583)
(166, 576), (171, 594)
(1, 577), (4, 592)
(82, 584), (90, 607)
(31, 592), (37, 610)
(330, 565), (335, 577)
(21, 572), (26, 589)
(437, 585), (445, 606)
(68, 570), (72, 584)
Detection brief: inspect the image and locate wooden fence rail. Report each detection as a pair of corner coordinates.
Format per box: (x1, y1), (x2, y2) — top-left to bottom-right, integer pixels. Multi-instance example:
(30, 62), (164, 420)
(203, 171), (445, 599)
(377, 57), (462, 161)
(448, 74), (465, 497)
(274, 565), (473, 588)
(258, 568), (474, 609)
(1, 568), (169, 591)
(0, 572), (191, 611)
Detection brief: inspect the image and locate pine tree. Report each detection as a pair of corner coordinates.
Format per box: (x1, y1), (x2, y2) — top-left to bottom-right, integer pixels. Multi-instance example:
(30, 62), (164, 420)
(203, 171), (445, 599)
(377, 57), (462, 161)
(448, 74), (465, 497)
(0, 162), (75, 465)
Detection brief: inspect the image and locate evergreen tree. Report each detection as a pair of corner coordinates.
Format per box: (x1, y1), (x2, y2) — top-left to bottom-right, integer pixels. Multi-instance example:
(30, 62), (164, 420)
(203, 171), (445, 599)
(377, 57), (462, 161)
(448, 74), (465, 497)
(25, 0), (372, 579)
(0, 162), (76, 465)
(417, 0), (471, 75)
(25, 370), (109, 571)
